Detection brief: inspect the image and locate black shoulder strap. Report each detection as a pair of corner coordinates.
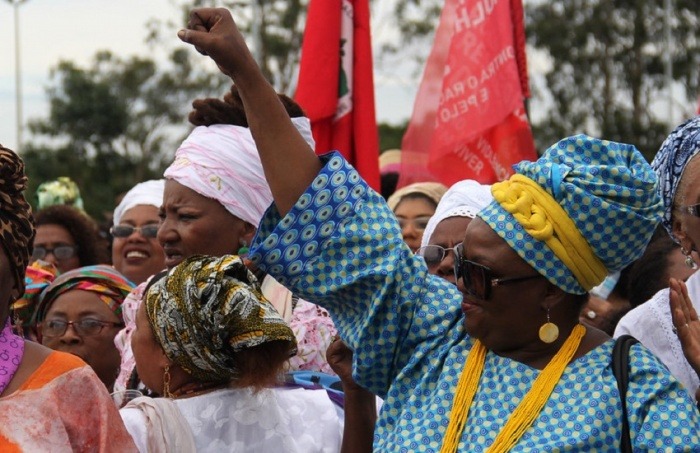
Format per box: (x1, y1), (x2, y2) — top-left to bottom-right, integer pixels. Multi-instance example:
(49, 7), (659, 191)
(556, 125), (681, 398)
(612, 334), (639, 453)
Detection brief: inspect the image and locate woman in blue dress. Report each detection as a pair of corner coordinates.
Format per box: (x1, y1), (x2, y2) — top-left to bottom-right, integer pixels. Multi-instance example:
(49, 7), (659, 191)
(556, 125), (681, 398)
(177, 8), (700, 451)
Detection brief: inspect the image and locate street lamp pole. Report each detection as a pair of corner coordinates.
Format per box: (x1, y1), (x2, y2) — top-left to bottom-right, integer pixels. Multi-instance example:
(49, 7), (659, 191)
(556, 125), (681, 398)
(6, 0), (26, 153)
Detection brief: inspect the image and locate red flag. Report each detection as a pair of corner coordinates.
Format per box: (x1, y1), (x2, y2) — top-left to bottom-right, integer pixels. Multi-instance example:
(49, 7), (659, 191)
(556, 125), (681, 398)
(400, 0), (536, 187)
(295, 0), (381, 191)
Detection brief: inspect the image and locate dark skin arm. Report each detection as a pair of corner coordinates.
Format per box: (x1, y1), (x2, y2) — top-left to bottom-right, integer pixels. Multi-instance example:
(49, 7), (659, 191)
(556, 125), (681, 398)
(178, 8), (322, 216)
(327, 338), (376, 453)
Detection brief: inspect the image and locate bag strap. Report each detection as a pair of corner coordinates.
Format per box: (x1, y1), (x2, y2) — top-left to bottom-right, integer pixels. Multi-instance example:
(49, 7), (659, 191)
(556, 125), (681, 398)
(612, 334), (639, 453)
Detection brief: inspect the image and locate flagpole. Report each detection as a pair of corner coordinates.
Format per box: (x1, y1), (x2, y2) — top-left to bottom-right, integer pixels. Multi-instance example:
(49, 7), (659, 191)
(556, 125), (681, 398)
(5, 0), (27, 153)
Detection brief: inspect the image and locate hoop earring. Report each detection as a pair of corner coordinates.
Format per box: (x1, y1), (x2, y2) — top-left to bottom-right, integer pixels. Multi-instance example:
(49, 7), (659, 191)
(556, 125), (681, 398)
(539, 307), (559, 344)
(237, 240), (249, 256)
(681, 246), (697, 269)
(163, 365), (173, 398)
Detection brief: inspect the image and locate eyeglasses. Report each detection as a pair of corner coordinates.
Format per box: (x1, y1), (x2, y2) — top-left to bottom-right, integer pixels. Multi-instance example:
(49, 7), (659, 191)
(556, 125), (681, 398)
(41, 318), (124, 337)
(31, 245), (78, 261)
(110, 224), (159, 239)
(453, 243), (542, 300)
(682, 204), (700, 218)
(416, 245), (457, 267)
(397, 216), (432, 232)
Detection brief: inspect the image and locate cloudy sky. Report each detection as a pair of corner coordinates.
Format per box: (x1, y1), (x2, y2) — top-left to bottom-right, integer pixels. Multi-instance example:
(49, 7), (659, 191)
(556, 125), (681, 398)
(0, 0), (419, 151)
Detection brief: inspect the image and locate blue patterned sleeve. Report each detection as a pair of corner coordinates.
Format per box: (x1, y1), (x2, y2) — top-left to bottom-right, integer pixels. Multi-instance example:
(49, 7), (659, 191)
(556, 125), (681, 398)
(626, 343), (700, 450)
(249, 153), (463, 397)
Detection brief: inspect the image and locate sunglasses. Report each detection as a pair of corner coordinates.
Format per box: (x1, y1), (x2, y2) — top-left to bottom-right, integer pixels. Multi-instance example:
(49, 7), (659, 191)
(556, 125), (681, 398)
(683, 204), (700, 218)
(41, 318), (124, 337)
(453, 243), (542, 300)
(31, 245), (78, 261)
(416, 244), (457, 267)
(110, 224), (159, 239)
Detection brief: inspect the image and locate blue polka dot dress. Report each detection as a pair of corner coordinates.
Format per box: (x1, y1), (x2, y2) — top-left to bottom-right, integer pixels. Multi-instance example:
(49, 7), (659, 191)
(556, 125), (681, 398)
(250, 152), (700, 452)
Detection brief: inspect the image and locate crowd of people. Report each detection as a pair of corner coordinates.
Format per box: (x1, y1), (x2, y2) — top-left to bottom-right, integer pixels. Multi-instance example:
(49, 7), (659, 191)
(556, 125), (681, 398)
(1, 6), (700, 452)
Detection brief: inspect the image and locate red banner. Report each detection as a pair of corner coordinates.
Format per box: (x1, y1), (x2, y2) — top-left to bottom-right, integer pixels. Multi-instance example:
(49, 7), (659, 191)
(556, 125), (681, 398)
(400, 0), (536, 187)
(295, 0), (381, 191)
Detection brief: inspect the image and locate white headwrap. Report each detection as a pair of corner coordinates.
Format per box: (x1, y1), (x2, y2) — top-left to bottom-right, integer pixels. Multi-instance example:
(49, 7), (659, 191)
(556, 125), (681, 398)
(113, 180), (166, 226)
(420, 179), (493, 248)
(164, 118), (315, 227)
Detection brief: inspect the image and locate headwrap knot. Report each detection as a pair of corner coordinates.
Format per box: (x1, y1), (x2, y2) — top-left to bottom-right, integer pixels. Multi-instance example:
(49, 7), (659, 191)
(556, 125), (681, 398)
(491, 174), (607, 290)
(145, 255), (296, 382)
(478, 135), (662, 295)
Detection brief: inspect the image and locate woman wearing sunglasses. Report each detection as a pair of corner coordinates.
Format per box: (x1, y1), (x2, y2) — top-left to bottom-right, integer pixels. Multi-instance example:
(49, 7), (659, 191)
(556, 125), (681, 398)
(178, 9), (700, 451)
(617, 117), (700, 397)
(33, 204), (109, 274)
(416, 180), (492, 284)
(110, 180), (166, 286)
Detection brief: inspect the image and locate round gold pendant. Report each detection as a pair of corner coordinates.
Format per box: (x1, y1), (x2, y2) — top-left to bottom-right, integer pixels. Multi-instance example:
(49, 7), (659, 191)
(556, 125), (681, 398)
(539, 322), (559, 344)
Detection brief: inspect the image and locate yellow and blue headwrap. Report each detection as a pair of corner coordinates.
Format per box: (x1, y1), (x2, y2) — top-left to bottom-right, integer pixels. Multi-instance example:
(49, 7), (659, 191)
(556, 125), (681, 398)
(477, 135), (663, 295)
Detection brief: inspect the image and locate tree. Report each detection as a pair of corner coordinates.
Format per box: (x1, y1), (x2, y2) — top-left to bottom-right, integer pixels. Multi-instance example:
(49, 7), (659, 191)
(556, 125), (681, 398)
(160, 0), (307, 94)
(25, 48), (229, 219)
(526, 0), (700, 159)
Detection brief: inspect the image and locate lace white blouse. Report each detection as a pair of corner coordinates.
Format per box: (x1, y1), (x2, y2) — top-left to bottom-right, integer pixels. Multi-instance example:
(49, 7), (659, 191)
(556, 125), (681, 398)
(615, 270), (700, 395)
(120, 386), (344, 453)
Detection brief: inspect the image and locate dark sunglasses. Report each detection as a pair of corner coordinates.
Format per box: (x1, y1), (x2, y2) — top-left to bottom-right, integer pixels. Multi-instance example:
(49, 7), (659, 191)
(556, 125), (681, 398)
(683, 204), (700, 218)
(453, 243), (542, 300)
(31, 245), (78, 261)
(41, 318), (124, 337)
(110, 224), (159, 239)
(416, 245), (457, 267)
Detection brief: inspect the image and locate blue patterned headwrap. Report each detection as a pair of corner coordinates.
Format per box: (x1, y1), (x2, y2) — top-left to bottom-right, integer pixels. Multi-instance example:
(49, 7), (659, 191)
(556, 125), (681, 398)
(478, 135), (663, 295)
(650, 116), (700, 240)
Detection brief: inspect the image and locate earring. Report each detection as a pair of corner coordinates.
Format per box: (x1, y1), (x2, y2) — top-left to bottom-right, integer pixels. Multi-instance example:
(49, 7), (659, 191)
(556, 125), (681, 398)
(539, 307), (559, 344)
(681, 246), (697, 269)
(162, 365), (173, 398)
(237, 240), (249, 256)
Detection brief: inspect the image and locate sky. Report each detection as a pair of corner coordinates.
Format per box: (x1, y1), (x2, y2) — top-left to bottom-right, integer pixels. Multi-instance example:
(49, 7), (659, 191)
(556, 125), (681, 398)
(0, 0), (420, 152)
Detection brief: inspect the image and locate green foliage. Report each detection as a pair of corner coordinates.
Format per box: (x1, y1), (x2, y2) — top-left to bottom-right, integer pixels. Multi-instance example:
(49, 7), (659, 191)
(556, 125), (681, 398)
(378, 122), (408, 151)
(25, 48), (229, 220)
(527, 0), (700, 160)
(165, 0), (307, 94)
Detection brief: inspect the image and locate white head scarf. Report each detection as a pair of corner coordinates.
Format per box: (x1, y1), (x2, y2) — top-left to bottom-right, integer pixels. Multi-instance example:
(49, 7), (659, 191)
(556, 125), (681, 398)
(420, 179), (493, 248)
(163, 118), (314, 227)
(113, 180), (166, 226)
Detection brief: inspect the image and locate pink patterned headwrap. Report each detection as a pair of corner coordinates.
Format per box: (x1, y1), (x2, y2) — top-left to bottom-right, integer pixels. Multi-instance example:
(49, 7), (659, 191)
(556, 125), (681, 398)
(164, 118), (314, 227)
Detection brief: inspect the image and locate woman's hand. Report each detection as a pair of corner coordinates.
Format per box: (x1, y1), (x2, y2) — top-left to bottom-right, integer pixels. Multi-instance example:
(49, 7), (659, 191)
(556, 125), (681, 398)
(327, 337), (362, 391)
(669, 277), (700, 379)
(177, 8), (258, 81)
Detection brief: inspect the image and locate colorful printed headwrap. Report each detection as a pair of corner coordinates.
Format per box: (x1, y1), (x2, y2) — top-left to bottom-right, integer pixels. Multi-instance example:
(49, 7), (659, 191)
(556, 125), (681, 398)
(113, 180), (165, 226)
(11, 260), (57, 327)
(478, 134), (663, 295)
(650, 116), (700, 240)
(34, 265), (135, 322)
(36, 176), (84, 211)
(0, 145), (35, 299)
(164, 118), (315, 227)
(145, 254), (297, 382)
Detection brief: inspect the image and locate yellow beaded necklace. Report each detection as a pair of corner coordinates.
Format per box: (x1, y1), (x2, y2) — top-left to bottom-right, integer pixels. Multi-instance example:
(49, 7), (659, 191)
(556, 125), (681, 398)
(440, 324), (586, 453)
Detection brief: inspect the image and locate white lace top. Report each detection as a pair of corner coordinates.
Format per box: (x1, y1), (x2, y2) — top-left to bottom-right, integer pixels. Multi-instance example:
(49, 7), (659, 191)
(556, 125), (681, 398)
(615, 270), (700, 395)
(120, 386), (344, 453)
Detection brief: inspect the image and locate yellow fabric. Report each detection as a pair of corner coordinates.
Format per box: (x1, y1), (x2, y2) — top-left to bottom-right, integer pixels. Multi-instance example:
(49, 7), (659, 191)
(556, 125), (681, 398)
(440, 324), (587, 453)
(491, 175), (607, 290)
